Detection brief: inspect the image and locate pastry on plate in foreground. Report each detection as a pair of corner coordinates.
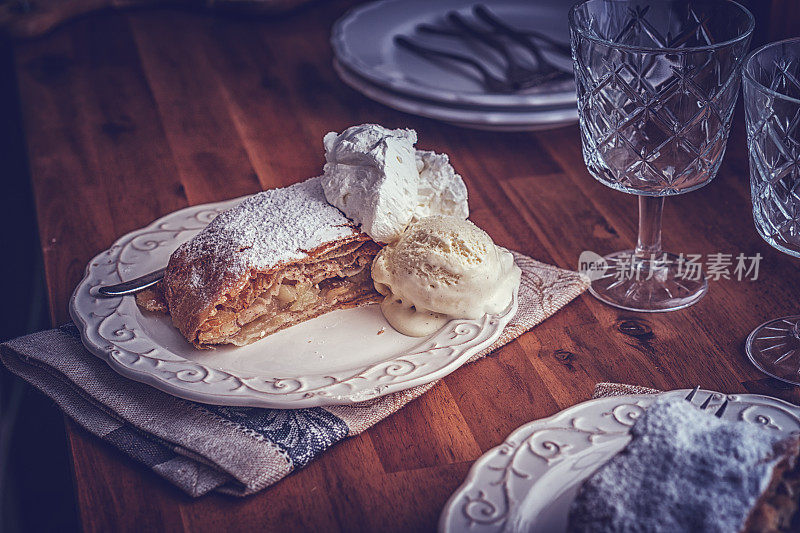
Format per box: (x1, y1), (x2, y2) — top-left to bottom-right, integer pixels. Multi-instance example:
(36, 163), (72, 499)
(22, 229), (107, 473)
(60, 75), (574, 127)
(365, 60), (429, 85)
(568, 397), (800, 533)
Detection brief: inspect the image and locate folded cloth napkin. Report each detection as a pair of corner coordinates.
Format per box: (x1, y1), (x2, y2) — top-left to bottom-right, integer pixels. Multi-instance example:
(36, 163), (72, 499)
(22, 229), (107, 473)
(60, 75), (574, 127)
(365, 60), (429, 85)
(593, 382), (661, 398)
(0, 253), (588, 497)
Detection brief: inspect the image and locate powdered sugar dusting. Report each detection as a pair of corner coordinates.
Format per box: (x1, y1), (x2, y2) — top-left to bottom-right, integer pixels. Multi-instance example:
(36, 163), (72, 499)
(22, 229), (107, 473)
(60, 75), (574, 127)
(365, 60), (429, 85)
(569, 397), (789, 533)
(178, 177), (355, 284)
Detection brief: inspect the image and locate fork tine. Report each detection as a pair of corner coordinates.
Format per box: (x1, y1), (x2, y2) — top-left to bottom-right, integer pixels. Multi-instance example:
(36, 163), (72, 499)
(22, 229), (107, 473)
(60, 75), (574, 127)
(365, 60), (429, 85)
(447, 11), (506, 56)
(714, 399), (729, 418)
(684, 386), (700, 402)
(394, 36), (513, 92)
(700, 394), (714, 410)
(473, 4), (572, 65)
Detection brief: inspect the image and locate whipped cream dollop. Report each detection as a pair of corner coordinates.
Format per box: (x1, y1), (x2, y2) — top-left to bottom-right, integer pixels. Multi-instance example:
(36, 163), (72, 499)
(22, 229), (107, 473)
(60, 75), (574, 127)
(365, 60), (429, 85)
(321, 124), (469, 243)
(415, 150), (469, 220)
(321, 124), (419, 243)
(372, 215), (521, 337)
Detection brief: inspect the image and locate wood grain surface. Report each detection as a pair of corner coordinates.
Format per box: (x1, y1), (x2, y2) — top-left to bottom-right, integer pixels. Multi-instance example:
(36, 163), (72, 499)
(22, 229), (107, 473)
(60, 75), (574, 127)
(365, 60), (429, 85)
(12, 1), (800, 531)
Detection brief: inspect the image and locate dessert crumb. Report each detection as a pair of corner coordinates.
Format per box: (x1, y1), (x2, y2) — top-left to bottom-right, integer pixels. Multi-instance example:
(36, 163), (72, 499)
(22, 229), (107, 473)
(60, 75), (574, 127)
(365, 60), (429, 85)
(377, 328), (386, 335)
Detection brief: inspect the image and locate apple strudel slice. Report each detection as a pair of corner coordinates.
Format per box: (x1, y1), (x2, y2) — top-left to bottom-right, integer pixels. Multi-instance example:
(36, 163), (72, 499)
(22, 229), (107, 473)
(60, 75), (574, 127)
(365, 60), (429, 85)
(138, 177), (381, 348)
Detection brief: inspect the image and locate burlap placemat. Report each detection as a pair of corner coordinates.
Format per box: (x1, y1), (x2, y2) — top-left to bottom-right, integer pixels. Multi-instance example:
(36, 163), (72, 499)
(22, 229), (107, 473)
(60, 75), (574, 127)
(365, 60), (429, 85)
(1, 252), (588, 497)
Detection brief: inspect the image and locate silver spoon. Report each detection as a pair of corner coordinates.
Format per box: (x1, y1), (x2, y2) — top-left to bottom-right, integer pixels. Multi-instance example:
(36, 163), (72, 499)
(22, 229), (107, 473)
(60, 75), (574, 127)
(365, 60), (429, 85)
(96, 268), (165, 297)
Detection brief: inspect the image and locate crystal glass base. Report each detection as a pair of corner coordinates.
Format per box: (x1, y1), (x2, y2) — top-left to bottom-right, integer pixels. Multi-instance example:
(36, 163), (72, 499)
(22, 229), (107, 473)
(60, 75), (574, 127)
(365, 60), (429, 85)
(746, 316), (800, 386)
(588, 250), (708, 312)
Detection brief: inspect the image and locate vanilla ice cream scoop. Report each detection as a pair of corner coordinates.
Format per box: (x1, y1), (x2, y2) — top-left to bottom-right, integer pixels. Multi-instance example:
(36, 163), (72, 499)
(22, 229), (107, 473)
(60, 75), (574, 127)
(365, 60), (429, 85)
(371, 215), (521, 337)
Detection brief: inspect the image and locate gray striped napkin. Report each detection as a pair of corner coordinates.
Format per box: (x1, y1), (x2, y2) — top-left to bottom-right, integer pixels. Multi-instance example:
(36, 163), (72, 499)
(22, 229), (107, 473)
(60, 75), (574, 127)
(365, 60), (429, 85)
(0, 254), (588, 497)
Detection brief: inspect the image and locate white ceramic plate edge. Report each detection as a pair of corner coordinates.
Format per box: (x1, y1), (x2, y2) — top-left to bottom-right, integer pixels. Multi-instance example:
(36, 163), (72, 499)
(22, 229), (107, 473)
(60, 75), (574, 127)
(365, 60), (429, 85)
(334, 60), (578, 131)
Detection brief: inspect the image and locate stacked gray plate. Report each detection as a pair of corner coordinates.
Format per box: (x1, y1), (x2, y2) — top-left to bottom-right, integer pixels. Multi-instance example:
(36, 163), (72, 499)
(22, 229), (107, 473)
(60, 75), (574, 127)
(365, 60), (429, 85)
(331, 0), (578, 131)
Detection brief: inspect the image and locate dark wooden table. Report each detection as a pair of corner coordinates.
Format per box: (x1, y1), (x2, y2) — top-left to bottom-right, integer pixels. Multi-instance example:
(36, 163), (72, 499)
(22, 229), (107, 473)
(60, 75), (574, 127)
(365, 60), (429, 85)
(13, 1), (800, 531)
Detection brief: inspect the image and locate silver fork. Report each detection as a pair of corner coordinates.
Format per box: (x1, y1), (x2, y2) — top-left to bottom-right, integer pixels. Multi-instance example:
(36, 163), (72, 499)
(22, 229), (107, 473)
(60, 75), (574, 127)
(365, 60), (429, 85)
(96, 268), (165, 297)
(684, 386), (729, 417)
(394, 35), (515, 93)
(415, 24), (571, 57)
(473, 4), (572, 58)
(443, 11), (548, 89)
(472, 4), (572, 83)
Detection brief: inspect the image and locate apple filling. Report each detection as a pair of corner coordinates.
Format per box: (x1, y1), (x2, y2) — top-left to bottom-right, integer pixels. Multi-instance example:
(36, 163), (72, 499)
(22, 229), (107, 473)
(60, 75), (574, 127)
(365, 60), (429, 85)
(198, 266), (377, 346)
(137, 237), (382, 347)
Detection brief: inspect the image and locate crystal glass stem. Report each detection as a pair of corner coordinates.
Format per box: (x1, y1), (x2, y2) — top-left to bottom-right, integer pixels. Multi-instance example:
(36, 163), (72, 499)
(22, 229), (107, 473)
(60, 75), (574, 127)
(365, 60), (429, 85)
(635, 196), (664, 258)
(587, 191), (707, 312)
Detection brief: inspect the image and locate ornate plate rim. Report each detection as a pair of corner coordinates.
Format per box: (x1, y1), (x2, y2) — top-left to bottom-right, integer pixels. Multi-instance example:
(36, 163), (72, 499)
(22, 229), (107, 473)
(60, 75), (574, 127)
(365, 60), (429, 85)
(438, 389), (800, 532)
(69, 196), (519, 409)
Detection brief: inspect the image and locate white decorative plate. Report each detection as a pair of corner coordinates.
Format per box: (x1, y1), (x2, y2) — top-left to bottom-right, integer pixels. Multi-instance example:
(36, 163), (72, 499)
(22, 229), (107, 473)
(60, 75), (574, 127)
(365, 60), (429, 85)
(334, 60), (578, 132)
(332, 0), (576, 108)
(439, 389), (800, 533)
(69, 197), (519, 409)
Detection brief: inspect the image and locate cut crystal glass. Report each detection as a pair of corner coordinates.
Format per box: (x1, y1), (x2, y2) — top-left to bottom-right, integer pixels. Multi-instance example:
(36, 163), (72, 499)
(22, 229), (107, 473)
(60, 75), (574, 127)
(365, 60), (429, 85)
(743, 38), (800, 385)
(569, 0), (754, 311)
